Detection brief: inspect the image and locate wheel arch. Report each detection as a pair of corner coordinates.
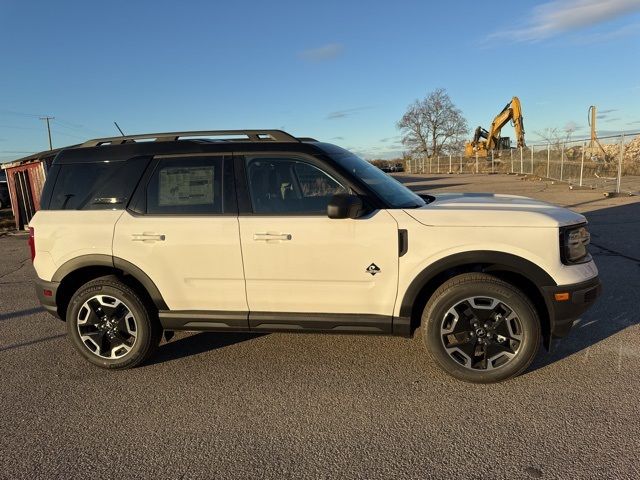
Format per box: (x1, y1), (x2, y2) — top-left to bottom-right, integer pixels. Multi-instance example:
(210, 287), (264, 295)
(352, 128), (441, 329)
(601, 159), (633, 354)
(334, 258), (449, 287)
(400, 251), (555, 347)
(52, 255), (168, 320)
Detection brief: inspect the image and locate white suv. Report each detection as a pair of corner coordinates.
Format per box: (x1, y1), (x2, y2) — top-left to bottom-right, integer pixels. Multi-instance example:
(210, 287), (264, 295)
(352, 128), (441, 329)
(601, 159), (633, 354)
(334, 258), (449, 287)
(29, 130), (600, 383)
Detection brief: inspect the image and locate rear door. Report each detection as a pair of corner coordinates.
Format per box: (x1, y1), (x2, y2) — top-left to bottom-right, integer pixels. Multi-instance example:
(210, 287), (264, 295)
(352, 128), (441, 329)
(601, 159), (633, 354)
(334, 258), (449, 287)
(236, 153), (399, 332)
(113, 154), (248, 328)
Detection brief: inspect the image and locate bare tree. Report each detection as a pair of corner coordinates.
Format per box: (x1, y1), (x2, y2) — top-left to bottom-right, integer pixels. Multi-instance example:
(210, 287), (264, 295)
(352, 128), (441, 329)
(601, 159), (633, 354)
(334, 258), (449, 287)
(397, 88), (468, 158)
(535, 125), (576, 151)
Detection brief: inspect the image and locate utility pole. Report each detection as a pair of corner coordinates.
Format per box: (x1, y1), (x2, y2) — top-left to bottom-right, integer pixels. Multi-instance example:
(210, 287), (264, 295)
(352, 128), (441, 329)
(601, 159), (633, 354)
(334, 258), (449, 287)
(39, 116), (54, 150)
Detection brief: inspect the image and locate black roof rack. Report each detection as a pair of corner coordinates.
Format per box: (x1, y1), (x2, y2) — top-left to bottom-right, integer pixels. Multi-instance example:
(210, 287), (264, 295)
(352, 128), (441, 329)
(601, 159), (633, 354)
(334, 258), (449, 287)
(79, 129), (300, 147)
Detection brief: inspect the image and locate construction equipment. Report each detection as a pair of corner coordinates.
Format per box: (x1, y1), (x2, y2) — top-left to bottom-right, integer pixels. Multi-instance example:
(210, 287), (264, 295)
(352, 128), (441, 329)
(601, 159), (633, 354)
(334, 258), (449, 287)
(465, 97), (525, 157)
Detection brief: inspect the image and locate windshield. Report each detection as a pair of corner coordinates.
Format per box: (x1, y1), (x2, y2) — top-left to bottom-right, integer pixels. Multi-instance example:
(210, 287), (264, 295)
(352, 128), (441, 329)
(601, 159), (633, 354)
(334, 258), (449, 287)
(321, 145), (425, 208)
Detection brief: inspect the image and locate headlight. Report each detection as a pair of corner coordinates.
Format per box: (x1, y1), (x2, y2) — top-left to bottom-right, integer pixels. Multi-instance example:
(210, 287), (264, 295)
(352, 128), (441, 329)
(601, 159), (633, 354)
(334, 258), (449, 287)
(560, 224), (591, 264)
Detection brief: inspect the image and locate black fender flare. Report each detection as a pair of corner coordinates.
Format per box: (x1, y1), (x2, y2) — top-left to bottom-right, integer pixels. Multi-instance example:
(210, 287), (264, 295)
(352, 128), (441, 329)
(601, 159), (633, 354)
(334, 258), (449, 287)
(398, 250), (557, 318)
(52, 254), (168, 310)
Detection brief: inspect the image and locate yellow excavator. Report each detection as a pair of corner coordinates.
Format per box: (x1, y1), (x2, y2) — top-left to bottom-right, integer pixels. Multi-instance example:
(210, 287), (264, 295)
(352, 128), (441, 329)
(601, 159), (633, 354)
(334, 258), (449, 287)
(465, 96), (525, 157)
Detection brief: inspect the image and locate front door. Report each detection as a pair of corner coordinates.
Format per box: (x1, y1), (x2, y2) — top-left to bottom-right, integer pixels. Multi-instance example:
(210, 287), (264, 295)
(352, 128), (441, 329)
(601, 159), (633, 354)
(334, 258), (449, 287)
(237, 154), (399, 332)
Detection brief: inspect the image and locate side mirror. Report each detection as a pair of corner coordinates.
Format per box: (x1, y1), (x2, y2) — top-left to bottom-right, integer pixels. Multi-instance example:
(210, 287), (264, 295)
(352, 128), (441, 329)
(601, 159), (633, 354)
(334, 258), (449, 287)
(327, 193), (363, 219)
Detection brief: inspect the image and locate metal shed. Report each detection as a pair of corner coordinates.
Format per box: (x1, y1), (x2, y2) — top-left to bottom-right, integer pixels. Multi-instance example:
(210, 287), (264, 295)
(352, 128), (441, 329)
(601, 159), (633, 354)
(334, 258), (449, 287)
(1, 149), (61, 230)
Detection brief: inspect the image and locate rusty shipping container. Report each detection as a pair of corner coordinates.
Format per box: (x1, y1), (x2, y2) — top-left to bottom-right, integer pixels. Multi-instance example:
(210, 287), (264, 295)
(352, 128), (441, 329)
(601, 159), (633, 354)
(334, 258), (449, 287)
(1, 149), (60, 230)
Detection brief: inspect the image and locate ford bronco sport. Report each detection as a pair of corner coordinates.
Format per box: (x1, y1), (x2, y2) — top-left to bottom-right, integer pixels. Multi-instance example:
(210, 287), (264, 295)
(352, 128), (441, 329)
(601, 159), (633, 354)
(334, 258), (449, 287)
(29, 130), (601, 383)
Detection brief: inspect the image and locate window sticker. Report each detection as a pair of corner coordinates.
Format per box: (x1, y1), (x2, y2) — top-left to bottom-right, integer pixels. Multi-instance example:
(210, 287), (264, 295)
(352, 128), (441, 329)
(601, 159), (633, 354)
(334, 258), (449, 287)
(158, 166), (214, 206)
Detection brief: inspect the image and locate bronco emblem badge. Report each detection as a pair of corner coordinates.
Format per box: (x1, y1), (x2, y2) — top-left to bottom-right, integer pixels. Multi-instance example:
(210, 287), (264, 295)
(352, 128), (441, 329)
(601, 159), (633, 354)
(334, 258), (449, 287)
(366, 263), (381, 276)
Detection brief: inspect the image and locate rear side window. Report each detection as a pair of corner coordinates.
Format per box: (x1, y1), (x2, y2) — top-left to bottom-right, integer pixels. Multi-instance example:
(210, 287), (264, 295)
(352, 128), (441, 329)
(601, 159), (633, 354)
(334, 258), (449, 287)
(145, 157), (223, 214)
(48, 158), (148, 210)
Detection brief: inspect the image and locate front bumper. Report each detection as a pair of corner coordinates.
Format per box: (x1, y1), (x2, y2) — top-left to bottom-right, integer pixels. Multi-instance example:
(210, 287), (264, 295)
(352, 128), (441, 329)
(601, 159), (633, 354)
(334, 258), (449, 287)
(35, 278), (61, 319)
(542, 275), (602, 338)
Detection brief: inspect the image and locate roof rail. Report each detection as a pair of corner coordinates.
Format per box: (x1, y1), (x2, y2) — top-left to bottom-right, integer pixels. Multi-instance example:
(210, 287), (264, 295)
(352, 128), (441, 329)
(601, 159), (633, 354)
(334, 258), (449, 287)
(79, 129), (299, 147)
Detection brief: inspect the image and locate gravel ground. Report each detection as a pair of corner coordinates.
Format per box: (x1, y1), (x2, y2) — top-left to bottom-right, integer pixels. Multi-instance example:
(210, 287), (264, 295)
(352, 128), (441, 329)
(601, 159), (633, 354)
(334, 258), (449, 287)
(0, 174), (638, 479)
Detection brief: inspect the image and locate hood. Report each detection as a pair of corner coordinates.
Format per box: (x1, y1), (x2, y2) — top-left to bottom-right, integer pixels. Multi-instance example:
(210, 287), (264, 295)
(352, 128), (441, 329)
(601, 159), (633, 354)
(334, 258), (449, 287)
(406, 193), (586, 228)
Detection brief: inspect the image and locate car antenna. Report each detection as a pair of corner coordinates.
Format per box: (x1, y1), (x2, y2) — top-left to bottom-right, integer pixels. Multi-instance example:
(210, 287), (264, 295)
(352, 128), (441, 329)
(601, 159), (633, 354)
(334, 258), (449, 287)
(113, 121), (125, 136)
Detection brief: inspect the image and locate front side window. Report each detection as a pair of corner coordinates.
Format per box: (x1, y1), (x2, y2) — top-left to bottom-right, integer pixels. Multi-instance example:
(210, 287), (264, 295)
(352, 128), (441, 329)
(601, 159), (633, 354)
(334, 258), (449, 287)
(146, 157), (222, 214)
(245, 157), (347, 214)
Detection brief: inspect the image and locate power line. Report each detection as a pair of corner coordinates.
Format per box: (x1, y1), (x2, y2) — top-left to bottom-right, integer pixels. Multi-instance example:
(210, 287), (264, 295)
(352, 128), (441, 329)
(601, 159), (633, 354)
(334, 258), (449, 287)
(0, 124), (41, 131)
(0, 109), (43, 118)
(50, 129), (85, 140)
(0, 109), (102, 136)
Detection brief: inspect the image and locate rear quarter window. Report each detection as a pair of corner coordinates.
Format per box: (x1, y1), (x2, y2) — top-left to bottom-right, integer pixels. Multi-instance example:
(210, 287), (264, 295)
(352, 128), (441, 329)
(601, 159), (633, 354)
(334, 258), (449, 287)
(47, 158), (149, 210)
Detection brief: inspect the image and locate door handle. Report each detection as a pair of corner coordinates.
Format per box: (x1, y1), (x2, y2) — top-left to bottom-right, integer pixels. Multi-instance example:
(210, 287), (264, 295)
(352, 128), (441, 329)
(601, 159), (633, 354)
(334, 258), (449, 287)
(131, 233), (166, 242)
(253, 233), (292, 241)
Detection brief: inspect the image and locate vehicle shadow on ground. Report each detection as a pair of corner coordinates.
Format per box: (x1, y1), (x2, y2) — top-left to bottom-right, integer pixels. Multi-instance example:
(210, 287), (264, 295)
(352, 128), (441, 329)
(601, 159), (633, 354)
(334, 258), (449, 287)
(0, 333), (66, 353)
(0, 306), (45, 322)
(148, 332), (266, 365)
(528, 201), (640, 372)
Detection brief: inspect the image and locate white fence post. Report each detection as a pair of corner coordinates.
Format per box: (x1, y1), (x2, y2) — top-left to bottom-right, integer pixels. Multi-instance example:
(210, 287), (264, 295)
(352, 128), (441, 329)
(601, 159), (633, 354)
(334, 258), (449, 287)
(491, 150), (495, 174)
(475, 152), (479, 174)
(580, 142), (585, 187)
(531, 145), (534, 174)
(510, 148), (514, 173)
(617, 134), (625, 194)
(520, 147), (523, 174)
(437, 155), (440, 174)
(560, 143), (564, 181)
(546, 143), (550, 178)
(449, 153), (452, 173)
(459, 154), (462, 174)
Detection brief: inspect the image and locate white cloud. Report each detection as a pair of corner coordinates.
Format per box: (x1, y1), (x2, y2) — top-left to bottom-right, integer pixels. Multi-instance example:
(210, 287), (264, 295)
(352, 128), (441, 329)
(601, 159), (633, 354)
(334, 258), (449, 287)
(487, 0), (640, 42)
(299, 43), (344, 61)
(352, 148), (404, 160)
(326, 106), (372, 120)
(564, 121), (581, 132)
(573, 21), (640, 42)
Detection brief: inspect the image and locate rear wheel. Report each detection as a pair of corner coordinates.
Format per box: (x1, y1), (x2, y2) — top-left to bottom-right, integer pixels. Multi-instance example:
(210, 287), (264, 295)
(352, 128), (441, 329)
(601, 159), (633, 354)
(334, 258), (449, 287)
(66, 276), (161, 369)
(422, 273), (540, 383)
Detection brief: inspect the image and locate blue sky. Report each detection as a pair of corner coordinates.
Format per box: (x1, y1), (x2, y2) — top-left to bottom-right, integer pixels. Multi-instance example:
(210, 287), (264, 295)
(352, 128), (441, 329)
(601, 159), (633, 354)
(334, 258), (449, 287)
(1, 0), (639, 161)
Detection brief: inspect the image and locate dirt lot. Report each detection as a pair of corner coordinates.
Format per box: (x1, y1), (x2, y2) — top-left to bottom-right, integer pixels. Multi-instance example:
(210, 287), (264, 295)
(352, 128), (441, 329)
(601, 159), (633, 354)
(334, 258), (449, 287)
(0, 174), (639, 479)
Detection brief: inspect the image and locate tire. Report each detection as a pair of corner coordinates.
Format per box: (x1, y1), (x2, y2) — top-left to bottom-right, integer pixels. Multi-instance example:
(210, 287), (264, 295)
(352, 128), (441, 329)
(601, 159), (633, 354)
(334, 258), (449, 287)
(422, 273), (540, 383)
(66, 275), (161, 369)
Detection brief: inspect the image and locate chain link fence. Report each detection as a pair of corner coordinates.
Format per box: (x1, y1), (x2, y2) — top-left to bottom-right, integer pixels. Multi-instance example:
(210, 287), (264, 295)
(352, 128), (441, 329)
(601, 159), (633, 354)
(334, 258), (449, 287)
(404, 132), (640, 195)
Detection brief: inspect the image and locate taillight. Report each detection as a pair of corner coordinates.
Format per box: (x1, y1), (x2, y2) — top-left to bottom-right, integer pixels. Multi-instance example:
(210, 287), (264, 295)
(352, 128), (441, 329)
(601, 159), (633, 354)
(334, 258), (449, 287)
(28, 227), (35, 261)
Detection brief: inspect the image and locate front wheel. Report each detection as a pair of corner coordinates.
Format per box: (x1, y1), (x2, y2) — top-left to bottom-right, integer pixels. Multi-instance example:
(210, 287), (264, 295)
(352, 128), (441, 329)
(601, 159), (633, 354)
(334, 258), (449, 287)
(422, 273), (540, 383)
(66, 275), (161, 369)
